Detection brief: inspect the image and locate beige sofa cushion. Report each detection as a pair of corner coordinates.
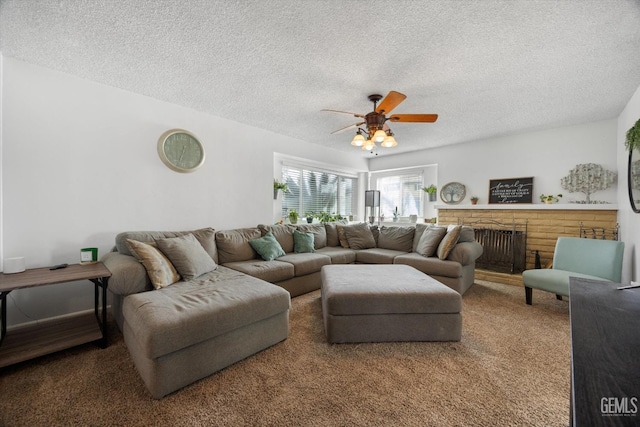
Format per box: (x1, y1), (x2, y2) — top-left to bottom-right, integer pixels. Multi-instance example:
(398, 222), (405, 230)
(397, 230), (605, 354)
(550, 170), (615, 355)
(377, 226), (414, 252)
(277, 253), (332, 276)
(215, 228), (261, 264)
(315, 246), (357, 264)
(412, 223), (430, 252)
(342, 223), (376, 250)
(356, 248), (408, 264)
(393, 253), (463, 278)
(222, 259), (294, 283)
(415, 226), (447, 257)
(458, 225), (476, 242)
(156, 233), (218, 280)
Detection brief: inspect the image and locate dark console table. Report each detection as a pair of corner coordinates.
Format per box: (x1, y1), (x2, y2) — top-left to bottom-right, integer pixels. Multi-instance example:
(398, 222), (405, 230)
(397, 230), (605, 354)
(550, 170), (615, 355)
(569, 277), (640, 426)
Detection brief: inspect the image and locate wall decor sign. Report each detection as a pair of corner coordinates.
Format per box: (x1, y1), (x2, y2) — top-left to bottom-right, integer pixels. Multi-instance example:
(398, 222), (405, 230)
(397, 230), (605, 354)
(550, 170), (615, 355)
(489, 177), (534, 204)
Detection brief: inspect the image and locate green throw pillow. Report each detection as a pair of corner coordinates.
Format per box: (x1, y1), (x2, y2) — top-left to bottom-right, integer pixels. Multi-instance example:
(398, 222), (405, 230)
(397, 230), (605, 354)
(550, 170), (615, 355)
(293, 230), (315, 253)
(249, 231), (286, 261)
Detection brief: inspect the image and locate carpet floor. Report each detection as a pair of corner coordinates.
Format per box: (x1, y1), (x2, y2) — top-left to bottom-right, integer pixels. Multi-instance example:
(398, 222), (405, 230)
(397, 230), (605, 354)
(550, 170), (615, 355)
(0, 280), (570, 426)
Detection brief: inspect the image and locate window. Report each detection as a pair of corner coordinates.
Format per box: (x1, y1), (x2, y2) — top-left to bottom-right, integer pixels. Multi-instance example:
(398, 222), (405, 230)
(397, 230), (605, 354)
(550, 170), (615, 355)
(281, 165), (357, 219)
(376, 172), (423, 217)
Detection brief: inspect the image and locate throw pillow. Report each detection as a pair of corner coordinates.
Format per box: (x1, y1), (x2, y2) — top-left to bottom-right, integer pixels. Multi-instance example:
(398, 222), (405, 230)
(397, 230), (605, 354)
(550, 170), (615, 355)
(437, 225), (462, 260)
(258, 224), (295, 253)
(324, 220), (349, 247)
(156, 233), (218, 280)
(249, 231), (286, 261)
(126, 239), (180, 289)
(412, 223), (430, 252)
(293, 230), (315, 253)
(457, 225), (476, 242)
(342, 222), (376, 250)
(377, 226), (415, 252)
(336, 225), (350, 248)
(415, 226), (447, 257)
(215, 228), (262, 264)
(295, 223), (327, 249)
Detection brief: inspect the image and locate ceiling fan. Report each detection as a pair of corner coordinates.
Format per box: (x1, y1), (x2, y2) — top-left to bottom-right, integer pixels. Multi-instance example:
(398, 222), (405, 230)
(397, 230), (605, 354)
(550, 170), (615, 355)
(322, 91), (438, 150)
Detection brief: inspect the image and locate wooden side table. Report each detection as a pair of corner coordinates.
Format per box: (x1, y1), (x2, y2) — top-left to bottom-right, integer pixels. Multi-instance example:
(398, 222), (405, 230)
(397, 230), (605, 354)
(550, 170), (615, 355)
(0, 262), (111, 368)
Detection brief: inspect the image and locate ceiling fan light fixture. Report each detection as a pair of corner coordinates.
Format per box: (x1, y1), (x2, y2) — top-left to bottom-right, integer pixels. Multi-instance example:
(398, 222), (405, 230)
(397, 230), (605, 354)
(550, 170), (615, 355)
(325, 91), (437, 152)
(362, 139), (376, 151)
(373, 129), (386, 143)
(381, 133), (397, 148)
(351, 130), (365, 146)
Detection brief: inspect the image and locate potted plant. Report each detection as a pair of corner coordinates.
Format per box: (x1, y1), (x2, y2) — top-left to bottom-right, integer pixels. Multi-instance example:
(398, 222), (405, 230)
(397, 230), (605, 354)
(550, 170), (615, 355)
(288, 209), (299, 224)
(273, 179), (288, 199)
(470, 196), (479, 205)
(305, 212), (314, 223)
(423, 184), (438, 202)
(393, 206), (400, 222)
(540, 194), (562, 204)
(625, 118), (640, 152)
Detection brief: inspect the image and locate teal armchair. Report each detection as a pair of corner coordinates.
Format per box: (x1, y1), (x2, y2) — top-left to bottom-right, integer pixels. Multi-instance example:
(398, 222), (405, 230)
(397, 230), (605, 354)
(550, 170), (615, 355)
(522, 237), (624, 305)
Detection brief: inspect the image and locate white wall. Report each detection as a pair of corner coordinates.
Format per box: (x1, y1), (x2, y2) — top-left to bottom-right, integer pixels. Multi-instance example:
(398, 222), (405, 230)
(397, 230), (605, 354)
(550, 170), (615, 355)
(369, 120), (618, 206)
(0, 57), (367, 326)
(617, 85), (640, 283)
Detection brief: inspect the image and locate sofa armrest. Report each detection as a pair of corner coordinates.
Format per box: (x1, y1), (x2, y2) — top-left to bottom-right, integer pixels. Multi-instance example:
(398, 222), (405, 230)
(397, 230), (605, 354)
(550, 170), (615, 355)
(101, 251), (151, 296)
(446, 241), (483, 265)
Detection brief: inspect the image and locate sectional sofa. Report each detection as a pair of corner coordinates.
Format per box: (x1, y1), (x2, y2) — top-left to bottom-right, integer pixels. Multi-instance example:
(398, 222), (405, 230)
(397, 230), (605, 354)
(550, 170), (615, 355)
(101, 221), (483, 398)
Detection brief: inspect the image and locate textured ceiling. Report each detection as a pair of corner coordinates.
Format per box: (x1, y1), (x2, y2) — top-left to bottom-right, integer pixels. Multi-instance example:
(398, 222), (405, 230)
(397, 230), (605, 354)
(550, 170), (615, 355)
(2, 0), (640, 157)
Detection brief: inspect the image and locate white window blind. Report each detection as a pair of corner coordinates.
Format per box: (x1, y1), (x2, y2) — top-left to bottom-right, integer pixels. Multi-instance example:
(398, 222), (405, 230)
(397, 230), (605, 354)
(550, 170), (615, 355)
(376, 173), (423, 217)
(281, 165), (356, 219)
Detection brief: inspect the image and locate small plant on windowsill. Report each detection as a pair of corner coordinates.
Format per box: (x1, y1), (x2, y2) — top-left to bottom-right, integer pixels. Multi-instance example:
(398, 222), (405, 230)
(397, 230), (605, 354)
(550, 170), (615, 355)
(393, 206), (400, 222)
(540, 194), (562, 204)
(288, 209), (299, 224)
(305, 212), (315, 223)
(470, 196), (479, 205)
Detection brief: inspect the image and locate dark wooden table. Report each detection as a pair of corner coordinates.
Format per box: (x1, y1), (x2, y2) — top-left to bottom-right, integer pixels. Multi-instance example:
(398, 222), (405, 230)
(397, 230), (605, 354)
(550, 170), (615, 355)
(0, 262), (111, 368)
(569, 277), (640, 426)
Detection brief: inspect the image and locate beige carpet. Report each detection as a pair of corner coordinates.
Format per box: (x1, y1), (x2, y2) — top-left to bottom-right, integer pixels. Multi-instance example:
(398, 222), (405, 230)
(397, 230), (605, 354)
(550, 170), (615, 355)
(0, 281), (570, 426)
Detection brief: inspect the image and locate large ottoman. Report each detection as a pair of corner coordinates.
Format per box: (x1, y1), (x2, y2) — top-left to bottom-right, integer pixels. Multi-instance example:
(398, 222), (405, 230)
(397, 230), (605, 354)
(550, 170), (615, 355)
(321, 264), (462, 343)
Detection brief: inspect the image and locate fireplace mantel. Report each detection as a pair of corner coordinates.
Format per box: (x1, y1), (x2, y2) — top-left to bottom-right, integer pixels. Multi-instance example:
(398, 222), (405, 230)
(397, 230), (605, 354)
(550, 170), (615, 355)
(435, 204), (618, 211)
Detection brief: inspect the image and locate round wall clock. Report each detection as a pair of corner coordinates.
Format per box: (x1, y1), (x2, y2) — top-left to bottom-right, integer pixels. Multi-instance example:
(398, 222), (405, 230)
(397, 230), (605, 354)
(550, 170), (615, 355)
(157, 129), (205, 173)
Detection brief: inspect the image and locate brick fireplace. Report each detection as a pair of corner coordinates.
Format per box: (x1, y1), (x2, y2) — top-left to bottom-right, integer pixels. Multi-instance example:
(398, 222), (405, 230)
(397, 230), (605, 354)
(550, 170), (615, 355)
(437, 204), (618, 286)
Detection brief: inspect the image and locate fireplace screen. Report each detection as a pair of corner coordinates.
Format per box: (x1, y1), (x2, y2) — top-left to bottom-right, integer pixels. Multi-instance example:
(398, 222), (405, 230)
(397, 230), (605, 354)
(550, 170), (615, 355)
(465, 219), (528, 274)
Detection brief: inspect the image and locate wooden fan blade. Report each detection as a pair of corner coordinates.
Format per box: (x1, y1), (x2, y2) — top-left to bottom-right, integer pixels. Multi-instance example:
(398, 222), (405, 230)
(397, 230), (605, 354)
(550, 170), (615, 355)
(321, 109), (366, 118)
(375, 91), (407, 114)
(389, 114), (438, 123)
(331, 122), (365, 135)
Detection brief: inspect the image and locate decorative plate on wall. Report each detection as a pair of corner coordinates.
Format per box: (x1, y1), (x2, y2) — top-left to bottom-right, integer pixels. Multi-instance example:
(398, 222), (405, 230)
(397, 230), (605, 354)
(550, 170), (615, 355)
(157, 129), (205, 173)
(440, 182), (466, 204)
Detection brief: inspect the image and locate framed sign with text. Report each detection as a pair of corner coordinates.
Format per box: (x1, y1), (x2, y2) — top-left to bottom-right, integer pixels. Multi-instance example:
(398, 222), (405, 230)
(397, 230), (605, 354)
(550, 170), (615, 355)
(489, 177), (534, 204)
